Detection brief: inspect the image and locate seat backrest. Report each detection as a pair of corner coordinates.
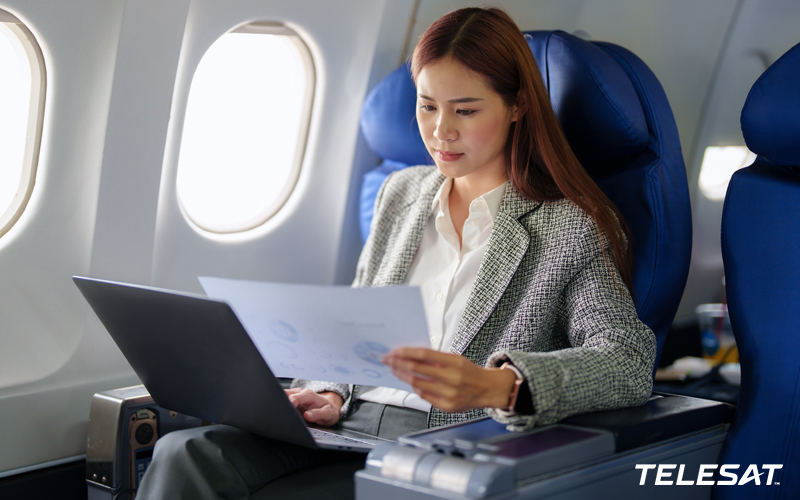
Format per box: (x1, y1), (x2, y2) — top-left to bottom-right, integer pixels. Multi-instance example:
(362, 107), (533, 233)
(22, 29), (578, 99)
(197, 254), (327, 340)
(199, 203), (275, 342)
(524, 31), (692, 370)
(715, 42), (800, 499)
(359, 31), (692, 369)
(358, 64), (432, 242)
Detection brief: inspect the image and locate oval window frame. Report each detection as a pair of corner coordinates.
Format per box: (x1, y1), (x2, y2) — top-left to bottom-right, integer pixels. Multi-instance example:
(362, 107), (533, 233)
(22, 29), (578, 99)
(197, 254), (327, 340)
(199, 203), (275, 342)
(175, 22), (315, 235)
(0, 10), (46, 239)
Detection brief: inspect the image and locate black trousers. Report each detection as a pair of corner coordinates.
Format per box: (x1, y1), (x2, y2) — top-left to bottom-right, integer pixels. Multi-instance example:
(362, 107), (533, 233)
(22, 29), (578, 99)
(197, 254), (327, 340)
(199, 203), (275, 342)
(136, 401), (428, 500)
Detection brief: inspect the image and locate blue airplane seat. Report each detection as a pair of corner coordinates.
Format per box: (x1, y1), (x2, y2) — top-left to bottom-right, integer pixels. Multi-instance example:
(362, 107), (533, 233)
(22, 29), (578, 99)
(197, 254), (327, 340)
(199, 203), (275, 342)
(715, 41), (800, 499)
(359, 63), (432, 242)
(524, 31), (691, 370)
(359, 31), (692, 370)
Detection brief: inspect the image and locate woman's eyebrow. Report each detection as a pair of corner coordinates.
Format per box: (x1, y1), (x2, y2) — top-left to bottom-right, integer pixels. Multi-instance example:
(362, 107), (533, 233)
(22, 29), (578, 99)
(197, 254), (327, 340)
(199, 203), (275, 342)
(449, 97), (483, 103)
(417, 94), (484, 104)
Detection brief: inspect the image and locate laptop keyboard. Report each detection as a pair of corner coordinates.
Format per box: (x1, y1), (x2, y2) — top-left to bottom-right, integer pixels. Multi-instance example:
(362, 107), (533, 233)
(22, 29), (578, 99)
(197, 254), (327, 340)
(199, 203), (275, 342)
(309, 427), (373, 445)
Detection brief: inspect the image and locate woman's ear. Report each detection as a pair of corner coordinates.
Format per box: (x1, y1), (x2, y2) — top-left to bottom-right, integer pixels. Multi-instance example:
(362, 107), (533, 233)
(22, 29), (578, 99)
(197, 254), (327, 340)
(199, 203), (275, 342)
(511, 92), (524, 122)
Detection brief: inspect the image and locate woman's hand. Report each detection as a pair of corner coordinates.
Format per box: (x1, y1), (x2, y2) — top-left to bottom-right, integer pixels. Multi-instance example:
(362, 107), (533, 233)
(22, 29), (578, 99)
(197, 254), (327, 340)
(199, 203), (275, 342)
(382, 348), (518, 413)
(285, 388), (343, 427)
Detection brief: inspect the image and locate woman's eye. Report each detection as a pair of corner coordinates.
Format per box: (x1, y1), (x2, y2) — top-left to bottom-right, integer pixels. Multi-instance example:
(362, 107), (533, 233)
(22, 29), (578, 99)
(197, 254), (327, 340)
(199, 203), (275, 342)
(457, 109), (476, 116)
(419, 104), (436, 112)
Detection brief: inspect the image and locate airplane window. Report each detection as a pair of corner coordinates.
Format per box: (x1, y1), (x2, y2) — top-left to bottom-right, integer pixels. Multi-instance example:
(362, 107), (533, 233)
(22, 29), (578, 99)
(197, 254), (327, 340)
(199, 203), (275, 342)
(176, 23), (314, 234)
(698, 146), (756, 201)
(0, 11), (45, 238)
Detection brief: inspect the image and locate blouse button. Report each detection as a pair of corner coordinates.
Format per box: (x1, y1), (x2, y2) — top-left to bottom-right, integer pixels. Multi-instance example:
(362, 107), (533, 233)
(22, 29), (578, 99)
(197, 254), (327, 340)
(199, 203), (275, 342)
(431, 337), (437, 344)
(436, 292), (444, 300)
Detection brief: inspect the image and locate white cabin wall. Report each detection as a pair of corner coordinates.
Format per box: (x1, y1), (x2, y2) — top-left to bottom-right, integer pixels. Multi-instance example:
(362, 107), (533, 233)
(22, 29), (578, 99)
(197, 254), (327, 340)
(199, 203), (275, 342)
(0, 0), (123, 390)
(333, 0), (419, 285)
(0, 0), (193, 475)
(0, 0), (127, 474)
(89, 0), (191, 285)
(151, 0), (412, 293)
(81, 0), (191, 386)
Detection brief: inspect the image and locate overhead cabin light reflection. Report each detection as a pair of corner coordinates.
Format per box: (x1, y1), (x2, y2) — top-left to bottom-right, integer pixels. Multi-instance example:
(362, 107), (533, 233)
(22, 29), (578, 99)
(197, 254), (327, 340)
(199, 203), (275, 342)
(698, 146), (756, 201)
(176, 24), (314, 234)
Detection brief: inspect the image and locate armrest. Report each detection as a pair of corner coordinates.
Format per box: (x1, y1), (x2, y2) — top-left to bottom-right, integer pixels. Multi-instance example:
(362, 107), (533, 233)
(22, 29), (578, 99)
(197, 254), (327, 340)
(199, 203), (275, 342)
(561, 393), (735, 452)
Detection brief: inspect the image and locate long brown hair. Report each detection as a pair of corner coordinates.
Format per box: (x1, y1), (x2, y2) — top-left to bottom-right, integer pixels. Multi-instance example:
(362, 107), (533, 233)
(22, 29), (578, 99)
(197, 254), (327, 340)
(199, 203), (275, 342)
(411, 7), (634, 294)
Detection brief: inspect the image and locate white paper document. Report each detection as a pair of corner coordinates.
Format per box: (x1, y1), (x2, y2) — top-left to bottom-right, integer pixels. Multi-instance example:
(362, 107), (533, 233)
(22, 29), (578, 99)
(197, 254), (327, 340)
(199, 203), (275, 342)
(199, 277), (431, 391)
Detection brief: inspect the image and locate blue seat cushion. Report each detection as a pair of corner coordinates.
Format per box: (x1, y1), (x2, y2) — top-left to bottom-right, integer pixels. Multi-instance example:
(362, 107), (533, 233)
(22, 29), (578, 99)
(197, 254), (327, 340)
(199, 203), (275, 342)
(719, 162), (800, 496)
(359, 160), (409, 243)
(741, 42), (800, 166)
(360, 64), (431, 166)
(524, 31), (649, 177)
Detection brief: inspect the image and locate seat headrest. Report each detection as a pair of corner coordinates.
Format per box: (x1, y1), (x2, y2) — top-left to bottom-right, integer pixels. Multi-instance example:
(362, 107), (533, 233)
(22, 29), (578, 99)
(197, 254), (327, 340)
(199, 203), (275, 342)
(360, 64), (432, 166)
(741, 42), (800, 166)
(524, 31), (649, 176)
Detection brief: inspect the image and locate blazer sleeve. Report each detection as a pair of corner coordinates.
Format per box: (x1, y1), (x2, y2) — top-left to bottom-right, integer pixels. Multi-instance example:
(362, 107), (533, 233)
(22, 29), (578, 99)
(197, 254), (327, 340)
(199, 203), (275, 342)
(485, 219), (656, 430)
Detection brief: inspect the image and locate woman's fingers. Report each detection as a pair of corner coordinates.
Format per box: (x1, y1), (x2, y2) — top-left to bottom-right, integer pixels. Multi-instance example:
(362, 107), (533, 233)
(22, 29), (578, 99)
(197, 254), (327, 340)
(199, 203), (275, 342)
(394, 368), (460, 397)
(384, 347), (455, 365)
(386, 347), (515, 412)
(384, 348), (475, 386)
(398, 371), (475, 413)
(286, 389), (341, 426)
(386, 355), (447, 380)
(303, 407), (338, 426)
(288, 389), (328, 411)
(287, 389), (313, 409)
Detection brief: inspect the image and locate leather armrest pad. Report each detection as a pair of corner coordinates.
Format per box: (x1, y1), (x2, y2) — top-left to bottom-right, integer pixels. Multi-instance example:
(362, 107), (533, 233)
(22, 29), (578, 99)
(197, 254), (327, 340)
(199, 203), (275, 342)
(561, 393), (735, 452)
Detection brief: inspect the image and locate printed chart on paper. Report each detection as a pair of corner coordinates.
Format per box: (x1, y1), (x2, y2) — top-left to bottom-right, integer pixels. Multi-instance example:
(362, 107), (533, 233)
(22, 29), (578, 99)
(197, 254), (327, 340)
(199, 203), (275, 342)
(199, 277), (430, 391)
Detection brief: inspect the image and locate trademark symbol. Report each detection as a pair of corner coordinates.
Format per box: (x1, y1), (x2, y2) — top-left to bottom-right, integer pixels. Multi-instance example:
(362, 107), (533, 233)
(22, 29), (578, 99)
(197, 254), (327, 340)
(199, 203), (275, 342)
(775, 482), (780, 485)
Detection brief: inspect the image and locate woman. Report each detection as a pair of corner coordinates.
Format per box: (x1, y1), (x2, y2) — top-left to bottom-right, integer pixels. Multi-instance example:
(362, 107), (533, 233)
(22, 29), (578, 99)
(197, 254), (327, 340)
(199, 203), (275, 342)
(138, 7), (655, 499)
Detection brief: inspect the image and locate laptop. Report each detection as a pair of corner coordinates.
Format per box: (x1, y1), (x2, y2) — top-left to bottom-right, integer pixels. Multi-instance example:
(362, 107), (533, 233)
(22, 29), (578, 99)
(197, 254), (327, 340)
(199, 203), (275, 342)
(73, 276), (389, 452)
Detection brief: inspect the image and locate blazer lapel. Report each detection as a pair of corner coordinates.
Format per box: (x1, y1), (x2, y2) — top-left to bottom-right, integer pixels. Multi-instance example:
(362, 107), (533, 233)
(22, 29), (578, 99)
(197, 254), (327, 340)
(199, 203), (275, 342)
(378, 172), (445, 285)
(451, 185), (541, 355)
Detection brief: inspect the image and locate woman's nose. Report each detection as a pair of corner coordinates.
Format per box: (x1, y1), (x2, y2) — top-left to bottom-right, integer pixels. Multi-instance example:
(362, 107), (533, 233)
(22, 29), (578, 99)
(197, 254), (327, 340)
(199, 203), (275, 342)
(433, 116), (457, 142)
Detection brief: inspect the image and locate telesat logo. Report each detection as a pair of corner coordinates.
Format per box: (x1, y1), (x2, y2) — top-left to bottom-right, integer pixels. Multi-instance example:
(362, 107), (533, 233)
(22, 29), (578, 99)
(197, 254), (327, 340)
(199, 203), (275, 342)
(636, 464), (783, 486)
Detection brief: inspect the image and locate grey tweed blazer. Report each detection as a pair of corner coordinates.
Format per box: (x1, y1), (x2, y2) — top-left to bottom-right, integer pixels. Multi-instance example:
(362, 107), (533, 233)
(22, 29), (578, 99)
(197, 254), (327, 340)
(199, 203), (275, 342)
(295, 166), (655, 431)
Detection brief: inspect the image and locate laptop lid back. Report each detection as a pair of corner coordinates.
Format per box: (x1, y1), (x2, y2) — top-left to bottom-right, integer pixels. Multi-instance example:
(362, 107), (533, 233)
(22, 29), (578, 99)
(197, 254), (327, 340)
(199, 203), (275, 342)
(73, 276), (318, 449)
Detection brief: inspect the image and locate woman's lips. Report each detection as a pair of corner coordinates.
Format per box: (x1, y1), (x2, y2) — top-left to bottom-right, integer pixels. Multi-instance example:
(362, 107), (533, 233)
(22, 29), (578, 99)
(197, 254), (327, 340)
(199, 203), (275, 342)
(436, 150), (463, 162)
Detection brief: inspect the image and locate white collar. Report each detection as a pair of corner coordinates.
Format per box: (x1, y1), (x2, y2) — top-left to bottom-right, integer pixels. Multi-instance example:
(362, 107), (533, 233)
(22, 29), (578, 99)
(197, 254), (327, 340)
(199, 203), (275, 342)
(430, 178), (508, 221)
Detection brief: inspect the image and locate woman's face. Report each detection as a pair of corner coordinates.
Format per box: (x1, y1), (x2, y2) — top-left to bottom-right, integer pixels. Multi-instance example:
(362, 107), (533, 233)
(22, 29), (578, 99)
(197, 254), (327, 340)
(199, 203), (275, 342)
(416, 57), (518, 186)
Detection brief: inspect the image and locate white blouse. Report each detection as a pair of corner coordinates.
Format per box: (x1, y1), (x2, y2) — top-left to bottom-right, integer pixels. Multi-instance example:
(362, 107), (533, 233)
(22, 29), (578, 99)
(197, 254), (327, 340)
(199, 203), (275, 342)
(357, 179), (507, 411)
